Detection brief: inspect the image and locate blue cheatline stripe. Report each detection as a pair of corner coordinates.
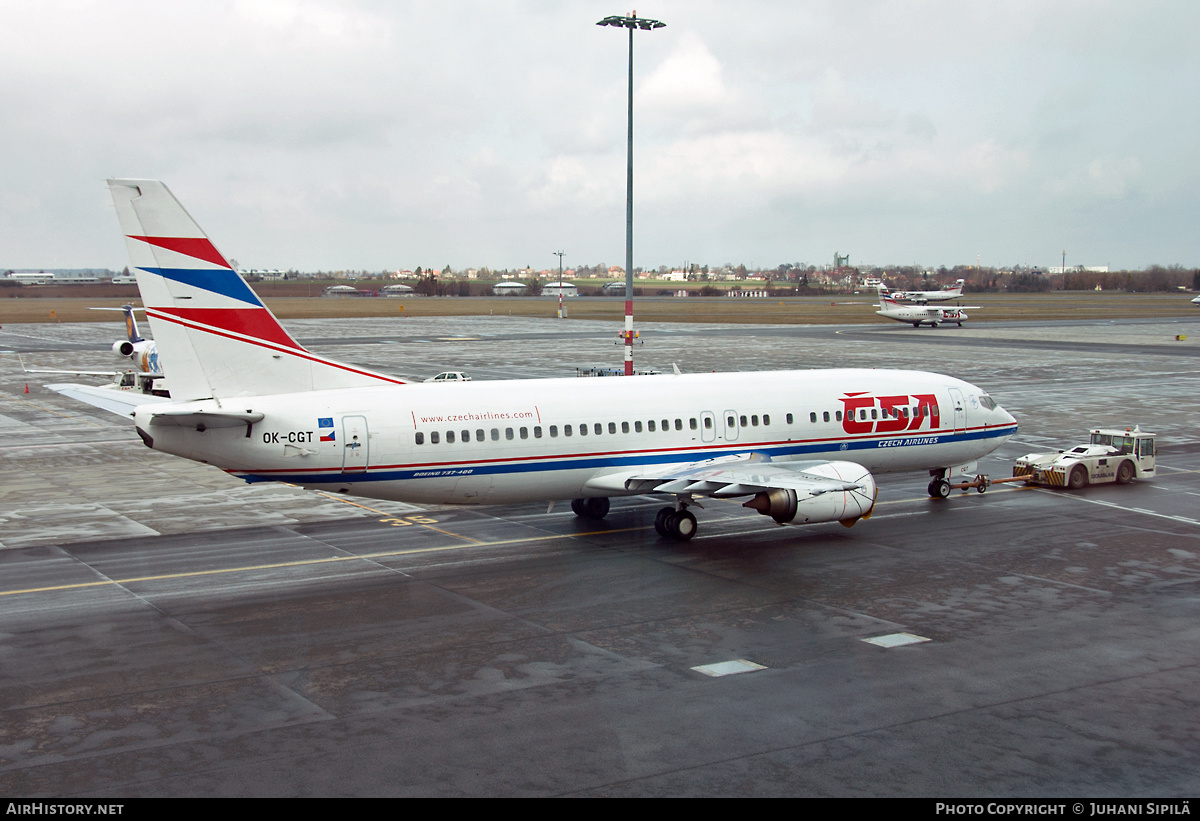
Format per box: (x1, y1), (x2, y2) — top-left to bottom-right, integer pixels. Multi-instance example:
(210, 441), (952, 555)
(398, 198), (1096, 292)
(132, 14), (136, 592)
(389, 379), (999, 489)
(236, 424), (1019, 486)
(138, 267), (263, 306)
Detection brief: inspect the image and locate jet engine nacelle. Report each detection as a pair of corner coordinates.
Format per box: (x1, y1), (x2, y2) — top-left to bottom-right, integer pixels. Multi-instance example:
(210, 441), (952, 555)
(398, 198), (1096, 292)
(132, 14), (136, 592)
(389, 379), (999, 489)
(113, 340), (135, 357)
(742, 461), (877, 526)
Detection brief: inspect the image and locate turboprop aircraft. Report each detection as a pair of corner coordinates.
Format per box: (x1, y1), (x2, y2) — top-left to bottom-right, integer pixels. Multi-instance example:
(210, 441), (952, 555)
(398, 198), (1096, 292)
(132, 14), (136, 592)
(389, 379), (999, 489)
(876, 295), (974, 328)
(882, 279), (965, 304)
(49, 179), (1018, 541)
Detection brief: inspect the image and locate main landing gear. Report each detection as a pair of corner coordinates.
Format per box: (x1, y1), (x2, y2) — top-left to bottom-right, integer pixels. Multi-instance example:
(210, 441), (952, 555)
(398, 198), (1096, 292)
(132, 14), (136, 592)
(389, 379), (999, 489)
(654, 504), (697, 542)
(570, 497), (610, 520)
(570, 496), (698, 541)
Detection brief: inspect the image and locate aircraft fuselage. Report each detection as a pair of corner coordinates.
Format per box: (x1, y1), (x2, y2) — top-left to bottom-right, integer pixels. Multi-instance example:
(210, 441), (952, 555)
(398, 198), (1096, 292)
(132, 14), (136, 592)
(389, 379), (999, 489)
(133, 368), (1016, 506)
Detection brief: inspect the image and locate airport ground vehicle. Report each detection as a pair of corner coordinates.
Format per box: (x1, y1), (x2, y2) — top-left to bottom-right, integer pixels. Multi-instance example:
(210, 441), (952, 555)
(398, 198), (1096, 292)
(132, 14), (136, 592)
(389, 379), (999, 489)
(1013, 427), (1156, 489)
(424, 371), (472, 383)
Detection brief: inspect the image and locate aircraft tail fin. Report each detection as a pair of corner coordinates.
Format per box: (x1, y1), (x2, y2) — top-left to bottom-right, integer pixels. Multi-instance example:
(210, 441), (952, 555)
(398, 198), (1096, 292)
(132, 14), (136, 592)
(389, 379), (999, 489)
(107, 180), (404, 401)
(122, 304), (144, 343)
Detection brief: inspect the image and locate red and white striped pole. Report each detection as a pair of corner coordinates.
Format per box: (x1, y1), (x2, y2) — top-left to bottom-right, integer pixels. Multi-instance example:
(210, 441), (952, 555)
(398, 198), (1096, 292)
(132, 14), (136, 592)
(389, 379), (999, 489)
(598, 12), (665, 376)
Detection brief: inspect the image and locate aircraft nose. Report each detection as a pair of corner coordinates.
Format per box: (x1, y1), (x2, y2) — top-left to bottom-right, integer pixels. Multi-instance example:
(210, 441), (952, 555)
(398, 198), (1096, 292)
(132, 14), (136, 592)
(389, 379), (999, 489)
(998, 404), (1018, 430)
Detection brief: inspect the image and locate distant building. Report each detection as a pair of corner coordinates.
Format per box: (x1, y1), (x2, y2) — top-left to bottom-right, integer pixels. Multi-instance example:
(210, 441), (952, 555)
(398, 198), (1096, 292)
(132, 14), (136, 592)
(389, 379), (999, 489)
(1048, 265), (1109, 274)
(541, 283), (578, 298)
(238, 268), (285, 280)
(492, 281), (529, 296)
(8, 271), (55, 284)
(321, 285), (363, 297)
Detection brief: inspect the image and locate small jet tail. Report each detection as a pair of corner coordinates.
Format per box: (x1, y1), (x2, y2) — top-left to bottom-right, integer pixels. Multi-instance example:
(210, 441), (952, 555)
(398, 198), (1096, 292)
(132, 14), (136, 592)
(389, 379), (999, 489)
(121, 304), (144, 343)
(107, 180), (404, 401)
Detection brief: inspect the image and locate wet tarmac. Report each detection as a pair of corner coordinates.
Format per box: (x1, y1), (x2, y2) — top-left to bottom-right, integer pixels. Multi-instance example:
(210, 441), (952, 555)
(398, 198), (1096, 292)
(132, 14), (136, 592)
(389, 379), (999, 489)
(1, 315), (1198, 796)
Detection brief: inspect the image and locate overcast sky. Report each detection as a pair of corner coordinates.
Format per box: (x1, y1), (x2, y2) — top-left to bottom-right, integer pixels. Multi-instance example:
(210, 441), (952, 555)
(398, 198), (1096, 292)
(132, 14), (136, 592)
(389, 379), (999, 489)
(2, 0), (1196, 273)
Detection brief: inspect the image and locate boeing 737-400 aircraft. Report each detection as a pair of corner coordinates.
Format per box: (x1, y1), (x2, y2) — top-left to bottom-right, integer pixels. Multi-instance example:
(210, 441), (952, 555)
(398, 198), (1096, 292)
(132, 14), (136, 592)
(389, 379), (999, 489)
(49, 180), (1018, 541)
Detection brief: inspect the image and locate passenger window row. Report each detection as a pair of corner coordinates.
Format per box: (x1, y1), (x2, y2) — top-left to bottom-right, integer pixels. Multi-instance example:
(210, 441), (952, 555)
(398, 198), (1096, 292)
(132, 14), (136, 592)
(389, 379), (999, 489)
(411, 404), (945, 445)
(806, 405), (937, 424)
(414, 412), (774, 445)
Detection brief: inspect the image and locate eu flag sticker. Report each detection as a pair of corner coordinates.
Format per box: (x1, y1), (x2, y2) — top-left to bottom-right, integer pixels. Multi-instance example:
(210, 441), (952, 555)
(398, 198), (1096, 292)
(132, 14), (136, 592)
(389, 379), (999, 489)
(318, 417), (334, 428)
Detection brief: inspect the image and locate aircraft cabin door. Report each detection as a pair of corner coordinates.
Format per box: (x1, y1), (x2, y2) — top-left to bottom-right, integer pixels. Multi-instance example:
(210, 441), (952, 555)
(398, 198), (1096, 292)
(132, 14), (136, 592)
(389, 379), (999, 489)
(722, 410), (739, 442)
(947, 388), (967, 434)
(342, 415), (369, 472)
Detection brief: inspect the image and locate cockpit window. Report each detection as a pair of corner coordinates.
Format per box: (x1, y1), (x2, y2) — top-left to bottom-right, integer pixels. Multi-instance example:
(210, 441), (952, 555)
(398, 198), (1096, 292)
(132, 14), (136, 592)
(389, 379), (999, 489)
(978, 394), (997, 410)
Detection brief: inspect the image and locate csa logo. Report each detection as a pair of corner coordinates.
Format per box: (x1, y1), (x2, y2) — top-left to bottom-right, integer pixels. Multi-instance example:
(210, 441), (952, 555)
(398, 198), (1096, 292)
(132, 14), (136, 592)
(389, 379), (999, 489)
(840, 392), (940, 435)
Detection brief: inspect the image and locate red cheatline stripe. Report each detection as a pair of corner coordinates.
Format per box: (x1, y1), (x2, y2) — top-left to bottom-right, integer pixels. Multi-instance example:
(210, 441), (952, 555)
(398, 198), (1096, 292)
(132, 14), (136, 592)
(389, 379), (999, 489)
(155, 307), (304, 351)
(128, 236), (230, 268)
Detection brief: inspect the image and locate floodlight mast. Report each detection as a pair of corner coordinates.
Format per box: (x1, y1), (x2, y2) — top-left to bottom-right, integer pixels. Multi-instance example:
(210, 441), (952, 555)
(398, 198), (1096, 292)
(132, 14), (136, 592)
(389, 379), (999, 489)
(597, 12), (665, 375)
(554, 249), (565, 318)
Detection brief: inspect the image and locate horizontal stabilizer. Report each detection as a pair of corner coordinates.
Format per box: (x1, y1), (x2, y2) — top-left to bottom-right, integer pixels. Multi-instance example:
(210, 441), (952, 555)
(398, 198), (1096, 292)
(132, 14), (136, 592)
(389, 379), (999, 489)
(148, 409), (264, 429)
(45, 383), (172, 417)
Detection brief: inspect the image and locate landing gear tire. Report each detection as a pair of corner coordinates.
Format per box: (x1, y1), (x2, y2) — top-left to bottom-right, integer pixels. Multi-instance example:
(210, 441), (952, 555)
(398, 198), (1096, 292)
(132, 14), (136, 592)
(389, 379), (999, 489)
(668, 510), (697, 542)
(655, 506), (697, 541)
(928, 478), (951, 499)
(1067, 466), (1088, 490)
(1116, 460), (1134, 485)
(912, 322), (921, 328)
(654, 506), (674, 537)
(571, 497), (610, 519)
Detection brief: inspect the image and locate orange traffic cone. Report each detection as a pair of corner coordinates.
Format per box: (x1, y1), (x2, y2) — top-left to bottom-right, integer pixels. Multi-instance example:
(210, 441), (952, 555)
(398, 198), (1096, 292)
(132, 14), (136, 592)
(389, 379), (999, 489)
(25, 384), (30, 394)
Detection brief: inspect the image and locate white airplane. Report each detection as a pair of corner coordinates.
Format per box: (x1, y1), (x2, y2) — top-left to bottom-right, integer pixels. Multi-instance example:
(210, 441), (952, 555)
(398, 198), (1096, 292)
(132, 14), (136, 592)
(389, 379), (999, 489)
(876, 295), (972, 328)
(49, 179), (1018, 541)
(882, 279), (965, 304)
(22, 303), (168, 398)
(105, 303), (162, 376)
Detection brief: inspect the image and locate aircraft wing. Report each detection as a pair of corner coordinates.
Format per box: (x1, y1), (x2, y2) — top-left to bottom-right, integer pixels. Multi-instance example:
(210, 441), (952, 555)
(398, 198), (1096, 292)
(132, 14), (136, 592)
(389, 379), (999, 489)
(18, 356), (161, 379)
(24, 366), (162, 378)
(44, 382), (172, 417)
(583, 452), (870, 498)
(23, 367), (127, 377)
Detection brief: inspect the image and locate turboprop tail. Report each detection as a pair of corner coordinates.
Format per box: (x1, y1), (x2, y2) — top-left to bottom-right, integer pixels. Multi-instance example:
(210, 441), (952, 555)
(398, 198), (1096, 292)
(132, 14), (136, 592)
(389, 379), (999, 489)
(107, 179), (404, 401)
